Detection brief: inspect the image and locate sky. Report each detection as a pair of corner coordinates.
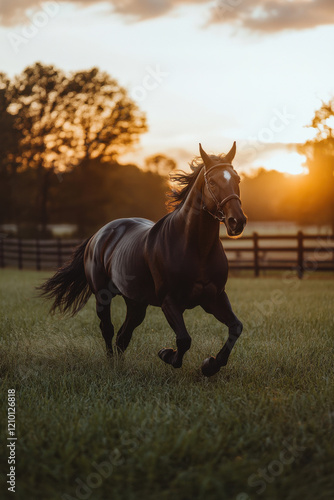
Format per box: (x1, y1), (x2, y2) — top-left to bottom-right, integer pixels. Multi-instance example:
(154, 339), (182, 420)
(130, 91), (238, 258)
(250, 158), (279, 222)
(1, 0), (334, 175)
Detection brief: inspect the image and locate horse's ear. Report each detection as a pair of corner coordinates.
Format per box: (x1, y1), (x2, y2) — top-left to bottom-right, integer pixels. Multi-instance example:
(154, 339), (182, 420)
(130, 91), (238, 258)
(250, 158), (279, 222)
(199, 143), (213, 168)
(224, 141), (236, 163)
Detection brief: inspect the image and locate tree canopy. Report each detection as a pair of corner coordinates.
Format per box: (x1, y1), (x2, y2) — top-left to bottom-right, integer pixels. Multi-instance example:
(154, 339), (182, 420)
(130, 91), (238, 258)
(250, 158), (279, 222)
(0, 62), (148, 235)
(5, 62), (147, 171)
(145, 154), (176, 176)
(298, 98), (334, 232)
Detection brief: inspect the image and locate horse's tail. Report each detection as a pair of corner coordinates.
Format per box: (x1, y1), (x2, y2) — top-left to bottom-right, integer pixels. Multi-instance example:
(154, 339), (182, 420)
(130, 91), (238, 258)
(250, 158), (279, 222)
(38, 238), (92, 316)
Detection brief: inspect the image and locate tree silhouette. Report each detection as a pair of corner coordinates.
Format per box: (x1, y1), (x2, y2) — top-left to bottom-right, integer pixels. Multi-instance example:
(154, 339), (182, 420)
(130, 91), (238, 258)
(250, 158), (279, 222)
(3, 62), (147, 235)
(145, 154), (176, 176)
(298, 98), (334, 233)
(0, 73), (23, 224)
(60, 68), (147, 163)
(53, 160), (168, 236)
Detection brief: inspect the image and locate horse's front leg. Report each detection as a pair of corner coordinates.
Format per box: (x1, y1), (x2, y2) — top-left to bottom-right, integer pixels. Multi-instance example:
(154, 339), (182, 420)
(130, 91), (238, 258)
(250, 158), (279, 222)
(158, 297), (191, 369)
(201, 291), (243, 377)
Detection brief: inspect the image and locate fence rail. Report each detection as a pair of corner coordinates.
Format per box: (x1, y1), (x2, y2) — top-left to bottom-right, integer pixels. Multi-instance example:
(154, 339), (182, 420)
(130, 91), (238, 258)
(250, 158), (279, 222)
(0, 232), (333, 278)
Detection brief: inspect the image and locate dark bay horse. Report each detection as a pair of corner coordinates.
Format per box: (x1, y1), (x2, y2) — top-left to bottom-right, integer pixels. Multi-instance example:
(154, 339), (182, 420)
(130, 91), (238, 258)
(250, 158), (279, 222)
(40, 142), (247, 377)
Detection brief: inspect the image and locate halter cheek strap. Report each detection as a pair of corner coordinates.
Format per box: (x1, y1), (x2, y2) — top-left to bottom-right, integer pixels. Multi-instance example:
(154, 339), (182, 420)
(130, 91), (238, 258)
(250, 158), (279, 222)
(203, 163), (241, 221)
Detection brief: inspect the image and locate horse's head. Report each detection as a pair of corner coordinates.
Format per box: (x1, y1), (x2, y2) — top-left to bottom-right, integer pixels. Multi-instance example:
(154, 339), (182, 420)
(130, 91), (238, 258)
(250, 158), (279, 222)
(199, 142), (247, 237)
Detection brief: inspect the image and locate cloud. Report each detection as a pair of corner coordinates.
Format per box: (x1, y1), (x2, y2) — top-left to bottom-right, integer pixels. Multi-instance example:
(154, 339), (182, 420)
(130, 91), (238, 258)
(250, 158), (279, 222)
(0, 0), (46, 26)
(0, 0), (334, 32)
(210, 0), (334, 33)
(0, 0), (182, 25)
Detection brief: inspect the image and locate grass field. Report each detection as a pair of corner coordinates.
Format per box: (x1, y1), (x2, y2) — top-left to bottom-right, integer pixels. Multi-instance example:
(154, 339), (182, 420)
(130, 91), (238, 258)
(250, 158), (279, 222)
(0, 269), (334, 500)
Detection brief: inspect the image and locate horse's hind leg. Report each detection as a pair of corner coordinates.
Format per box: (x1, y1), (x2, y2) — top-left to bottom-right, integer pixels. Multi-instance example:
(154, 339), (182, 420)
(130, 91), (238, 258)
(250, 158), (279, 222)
(201, 291), (243, 377)
(96, 297), (115, 357)
(116, 298), (147, 354)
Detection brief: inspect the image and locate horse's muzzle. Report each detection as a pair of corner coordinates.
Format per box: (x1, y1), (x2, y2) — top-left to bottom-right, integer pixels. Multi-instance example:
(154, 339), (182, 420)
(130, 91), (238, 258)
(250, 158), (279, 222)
(227, 216), (247, 237)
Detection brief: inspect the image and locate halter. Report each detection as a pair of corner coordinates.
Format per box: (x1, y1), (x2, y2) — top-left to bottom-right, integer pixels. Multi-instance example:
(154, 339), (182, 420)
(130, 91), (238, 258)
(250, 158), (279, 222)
(203, 163), (241, 222)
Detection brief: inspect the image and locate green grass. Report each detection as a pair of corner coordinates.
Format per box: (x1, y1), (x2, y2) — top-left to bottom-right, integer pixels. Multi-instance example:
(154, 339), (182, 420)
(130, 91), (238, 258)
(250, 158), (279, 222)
(0, 269), (334, 500)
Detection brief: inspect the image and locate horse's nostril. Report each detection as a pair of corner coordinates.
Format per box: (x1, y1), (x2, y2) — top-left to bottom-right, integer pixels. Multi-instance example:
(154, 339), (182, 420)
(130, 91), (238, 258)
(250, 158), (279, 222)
(228, 217), (238, 230)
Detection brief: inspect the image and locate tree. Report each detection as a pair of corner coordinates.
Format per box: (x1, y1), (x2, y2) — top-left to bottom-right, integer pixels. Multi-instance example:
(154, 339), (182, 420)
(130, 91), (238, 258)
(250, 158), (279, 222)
(298, 98), (334, 233)
(59, 68), (147, 163)
(3, 62), (147, 235)
(0, 73), (25, 224)
(41, 159), (169, 236)
(145, 154), (176, 176)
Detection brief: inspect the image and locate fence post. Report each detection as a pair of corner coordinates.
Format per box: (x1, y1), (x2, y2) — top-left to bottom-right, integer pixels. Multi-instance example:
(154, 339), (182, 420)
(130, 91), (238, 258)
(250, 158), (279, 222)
(297, 231), (304, 279)
(57, 238), (62, 268)
(18, 238), (23, 270)
(0, 236), (4, 268)
(36, 239), (41, 271)
(253, 232), (259, 277)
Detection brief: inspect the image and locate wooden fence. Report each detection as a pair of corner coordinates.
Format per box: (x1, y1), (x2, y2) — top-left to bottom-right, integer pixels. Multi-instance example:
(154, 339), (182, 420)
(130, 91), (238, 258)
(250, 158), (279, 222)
(0, 238), (79, 272)
(0, 232), (333, 278)
(220, 232), (334, 278)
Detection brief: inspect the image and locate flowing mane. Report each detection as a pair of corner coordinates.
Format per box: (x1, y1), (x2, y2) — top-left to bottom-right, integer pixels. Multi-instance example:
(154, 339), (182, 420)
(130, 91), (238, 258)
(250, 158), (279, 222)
(167, 153), (225, 210)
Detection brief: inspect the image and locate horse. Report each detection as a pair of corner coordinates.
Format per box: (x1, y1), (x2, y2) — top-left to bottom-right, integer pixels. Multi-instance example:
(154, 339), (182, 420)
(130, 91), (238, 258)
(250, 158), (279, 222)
(39, 142), (247, 377)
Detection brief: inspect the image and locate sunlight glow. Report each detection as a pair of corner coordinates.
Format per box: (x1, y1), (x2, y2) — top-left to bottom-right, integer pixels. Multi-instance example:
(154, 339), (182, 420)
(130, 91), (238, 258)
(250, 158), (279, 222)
(262, 151), (307, 176)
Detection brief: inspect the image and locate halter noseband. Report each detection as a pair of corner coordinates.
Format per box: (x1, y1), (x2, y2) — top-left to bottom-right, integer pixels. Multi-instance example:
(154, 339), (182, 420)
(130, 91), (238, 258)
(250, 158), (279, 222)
(203, 163), (241, 222)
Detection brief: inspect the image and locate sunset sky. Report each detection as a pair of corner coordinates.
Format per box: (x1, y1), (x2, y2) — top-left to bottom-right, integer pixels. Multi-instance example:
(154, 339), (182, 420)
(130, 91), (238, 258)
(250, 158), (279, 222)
(1, 0), (334, 175)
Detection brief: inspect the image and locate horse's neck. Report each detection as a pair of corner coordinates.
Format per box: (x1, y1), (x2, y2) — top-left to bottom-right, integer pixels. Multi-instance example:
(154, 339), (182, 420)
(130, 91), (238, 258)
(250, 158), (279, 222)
(175, 170), (220, 256)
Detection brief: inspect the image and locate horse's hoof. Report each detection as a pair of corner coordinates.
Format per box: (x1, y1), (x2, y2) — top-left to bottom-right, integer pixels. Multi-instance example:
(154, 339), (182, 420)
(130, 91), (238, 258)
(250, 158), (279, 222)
(158, 348), (174, 363)
(201, 357), (220, 377)
(158, 348), (181, 368)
